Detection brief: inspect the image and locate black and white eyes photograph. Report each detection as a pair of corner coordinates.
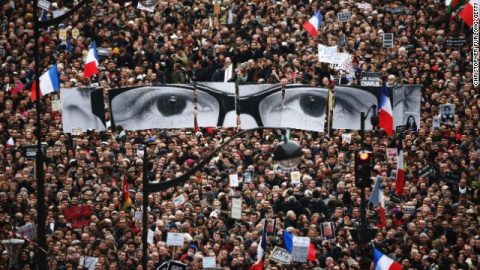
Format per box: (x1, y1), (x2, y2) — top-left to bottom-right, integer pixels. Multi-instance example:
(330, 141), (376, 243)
(332, 86), (378, 130)
(393, 85), (421, 131)
(108, 86), (195, 130)
(61, 87), (107, 133)
(440, 104), (455, 125)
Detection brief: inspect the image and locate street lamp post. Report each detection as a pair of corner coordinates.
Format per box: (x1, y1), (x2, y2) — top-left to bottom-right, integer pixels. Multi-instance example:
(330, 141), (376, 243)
(32, 1), (90, 269)
(141, 128), (303, 270)
(356, 105), (378, 247)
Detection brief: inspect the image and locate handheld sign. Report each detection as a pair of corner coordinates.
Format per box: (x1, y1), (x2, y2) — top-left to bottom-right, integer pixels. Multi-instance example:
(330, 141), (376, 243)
(166, 233), (184, 247)
(383, 33), (394, 48)
(337, 12), (352, 22)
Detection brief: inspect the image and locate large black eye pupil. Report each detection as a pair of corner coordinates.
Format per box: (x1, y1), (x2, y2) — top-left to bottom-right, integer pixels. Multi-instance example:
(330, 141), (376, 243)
(158, 95), (186, 116)
(300, 95), (325, 117)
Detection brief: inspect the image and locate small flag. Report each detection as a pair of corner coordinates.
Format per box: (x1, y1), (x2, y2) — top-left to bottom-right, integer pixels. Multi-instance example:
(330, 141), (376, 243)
(31, 64), (60, 101)
(370, 177), (386, 228)
(373, 248), (403, 270)
(84, 41), (99, 78)
(249, 229), (266, 270)
(17, 224), (37, 239)
(6, 137), (14, 148)
(395, 142), (404, 195)
(378, 78), (393, 135)
(460, 0), (480, 27)
(121, 174), (132, 211)
(302, 10), (322, 37)
(224, 63), (233, 82)
(40, 9), (47, 21)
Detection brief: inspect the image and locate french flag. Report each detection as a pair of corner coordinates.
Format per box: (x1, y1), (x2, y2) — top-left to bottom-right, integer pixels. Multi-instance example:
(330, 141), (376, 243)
(460, 0), (480, 27)
(302, 10), (322, 37)
(395, 142), (404, 195)
(369, 177), (386, 228)
(378, 78), (393, 135)
(84, 41), (99, 78)
(249, 229), (266, 270)
(30, 64), (60, 101)
(283, 231), (316, 261)
(373, 248), (403, 270)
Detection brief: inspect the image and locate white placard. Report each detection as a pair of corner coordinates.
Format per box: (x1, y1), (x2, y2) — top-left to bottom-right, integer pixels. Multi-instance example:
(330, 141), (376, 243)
(229, 173), (239, 187)
(231, 198), (242, 219)
(38, 0), (51, 10)
(356, 3), (372, 9)
(135, 210), (142, 221)
(342, 133), (351, 144)
(291, 171), (301, 185)
(402, 205), (416, 215)
(173, 194), (186, 207)
(202, 257), (216, 268)
(147, 229), (155, 244)
(318, 45), (338, 64)
(291, 236), (310, 262)
(137, 0), (158, 12)
(166, 232), (185, 246)
(51, 99), (62, 111)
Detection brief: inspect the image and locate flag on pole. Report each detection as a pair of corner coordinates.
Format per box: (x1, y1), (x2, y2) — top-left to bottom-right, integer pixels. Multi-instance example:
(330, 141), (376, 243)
(249, 229), (266, 270)
(121, 174), (132, 211)
(302, 10), (322, 37)
(460, 0), (480, 27)
(370, 177), (386, 228)
(84, 41), (99, 78)
(395, 142), (404, 195)
(446, 0), (466, 20)
(224, 63), (233, 82)
(30, 64), (60, 101)
(282, 231), (316, 261)
(378, 78), (393, 135)
(373, 248), (403, 270)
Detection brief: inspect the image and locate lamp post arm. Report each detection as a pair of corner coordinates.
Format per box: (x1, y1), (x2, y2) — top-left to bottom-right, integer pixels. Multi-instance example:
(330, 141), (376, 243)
(145, 127), (279, 194)
(37, 0), (90, 28)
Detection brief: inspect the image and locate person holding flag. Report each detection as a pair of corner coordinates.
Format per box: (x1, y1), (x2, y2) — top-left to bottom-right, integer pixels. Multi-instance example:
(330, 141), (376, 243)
(370, 176), (387, 228)
(84, 41), (99, 78)
(302, 9), (322, 37)
(121, 174), (132, 211)
(249, 226), (267, 270)
(30, 64), (60, 101)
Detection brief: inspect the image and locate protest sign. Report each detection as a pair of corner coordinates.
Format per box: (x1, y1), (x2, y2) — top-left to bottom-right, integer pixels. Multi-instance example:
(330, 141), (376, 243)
(402, 205), (416, 215)
(65, 205), (92, 227)
(383, 33), (394, 48)
(386, 148), (397, 163)
(444, 172), (460, 185)
(173, 194), (186, 207)
(416, 164), (435, 178)
(318, 45), (338, 63)
(269, 247), (291, 264)
(202, 257), (216, 268)
(229, 173), (239, 187)
(17, 224), (36, 239)
(337, 12), (352, 22)
(361, 72), (381, 86)
(167, 261), (187, 270)
(243, 170), (253, 183)
(80, 256), (99, 270)
(291, 171), (301, 185)
(167, 233), (185, 246)
(291, 236), (310, 262)
(231, 198), (242, 219)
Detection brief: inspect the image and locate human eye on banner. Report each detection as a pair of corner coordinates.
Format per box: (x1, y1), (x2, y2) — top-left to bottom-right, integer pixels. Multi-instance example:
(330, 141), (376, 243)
(61, 87), (107, 133)
(238, 84), (328, 132)
(108, 85), (195, 130)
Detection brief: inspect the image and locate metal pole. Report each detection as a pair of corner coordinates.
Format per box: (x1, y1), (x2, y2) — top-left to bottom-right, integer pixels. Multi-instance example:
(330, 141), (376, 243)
(33, 2), (47, 270)
(142, 150), (148, 270)
(359, 112), (367, 247)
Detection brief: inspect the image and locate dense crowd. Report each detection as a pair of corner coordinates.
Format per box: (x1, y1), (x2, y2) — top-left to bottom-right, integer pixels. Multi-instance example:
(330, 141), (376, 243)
(0, 0), (478, 269)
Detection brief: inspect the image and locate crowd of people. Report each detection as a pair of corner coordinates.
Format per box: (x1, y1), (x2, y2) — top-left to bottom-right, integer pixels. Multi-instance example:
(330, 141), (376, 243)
(0, 0), (478, 269)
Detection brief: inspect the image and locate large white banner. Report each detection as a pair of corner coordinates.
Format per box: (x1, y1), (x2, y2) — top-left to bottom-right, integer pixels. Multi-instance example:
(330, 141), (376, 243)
(61, 87), (107, 133)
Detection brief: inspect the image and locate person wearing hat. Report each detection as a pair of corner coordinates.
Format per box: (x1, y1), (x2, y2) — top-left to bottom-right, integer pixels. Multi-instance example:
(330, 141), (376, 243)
(201, 190), (217, 208)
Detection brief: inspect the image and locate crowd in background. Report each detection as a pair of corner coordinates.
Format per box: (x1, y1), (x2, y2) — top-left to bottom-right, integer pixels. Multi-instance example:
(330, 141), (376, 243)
(0, 0), (478, 269)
